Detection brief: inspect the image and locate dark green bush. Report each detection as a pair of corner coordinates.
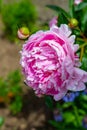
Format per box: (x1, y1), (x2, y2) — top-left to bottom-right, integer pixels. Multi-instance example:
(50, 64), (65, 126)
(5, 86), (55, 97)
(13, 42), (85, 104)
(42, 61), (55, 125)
(1, 0), (37, 41)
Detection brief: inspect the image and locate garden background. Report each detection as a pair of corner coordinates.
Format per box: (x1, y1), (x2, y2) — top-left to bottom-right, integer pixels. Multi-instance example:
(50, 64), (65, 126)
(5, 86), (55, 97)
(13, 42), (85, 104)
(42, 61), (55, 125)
(0, 0), (68, 130)
(0, 0), (87, 130)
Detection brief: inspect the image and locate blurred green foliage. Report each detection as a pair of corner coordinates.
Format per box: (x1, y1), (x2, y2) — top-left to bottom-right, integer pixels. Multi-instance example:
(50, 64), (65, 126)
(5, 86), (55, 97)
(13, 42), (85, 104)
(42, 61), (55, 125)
(1, 0), (37, 42)
(46, 92), (87, 130)
(0, 116), (5, 128)
(0, 70), (23, 115)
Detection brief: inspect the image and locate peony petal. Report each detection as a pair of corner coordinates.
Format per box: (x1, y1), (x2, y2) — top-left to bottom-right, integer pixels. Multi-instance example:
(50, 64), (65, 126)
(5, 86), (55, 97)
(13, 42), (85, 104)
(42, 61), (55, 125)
(59, 24), (72, 37)
(74, 44), (79, 52)
(54, 88), (67, 101)
(74, 68), (87, 82)
(68, 35), (76, 44)
(75, 82), (86, 91)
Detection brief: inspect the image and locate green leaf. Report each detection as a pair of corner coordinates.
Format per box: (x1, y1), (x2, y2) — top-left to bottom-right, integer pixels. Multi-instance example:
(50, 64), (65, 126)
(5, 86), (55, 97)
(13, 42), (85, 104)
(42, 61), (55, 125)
(82, 95), (87, 101)
(49, 120), (60, 128)
(9, 96), (23, 115)
(78, 109), (86, 115)
(69, 0), (74, 17)
(63, 112), (75, 123)
(62, 102), (72, 109)
(81, 9), (87, 32)
(45, 96), (53, 109)
(46, 5), (71, 19)
(81, 54), (87, 71)
(58, 13), (69, 26)
(72, 29), (81, 37)
(75, 2), (87, 11)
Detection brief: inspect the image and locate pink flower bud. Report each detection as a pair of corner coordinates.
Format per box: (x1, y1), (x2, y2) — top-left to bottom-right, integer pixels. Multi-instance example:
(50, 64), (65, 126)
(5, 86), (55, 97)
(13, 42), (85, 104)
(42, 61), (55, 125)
(17, 27), (29, 40)
(74, 0), (83, 5)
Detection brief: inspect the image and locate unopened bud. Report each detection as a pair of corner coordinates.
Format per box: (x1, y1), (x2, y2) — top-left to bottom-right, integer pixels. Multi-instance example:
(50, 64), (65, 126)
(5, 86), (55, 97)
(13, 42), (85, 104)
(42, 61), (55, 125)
(69, 18), (78, 28)
(17, 27), (29, 40)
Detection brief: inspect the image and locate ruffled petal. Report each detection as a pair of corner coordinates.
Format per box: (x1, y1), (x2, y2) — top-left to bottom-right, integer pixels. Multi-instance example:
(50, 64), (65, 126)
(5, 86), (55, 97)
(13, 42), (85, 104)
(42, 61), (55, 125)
(54, 88), (67, 101)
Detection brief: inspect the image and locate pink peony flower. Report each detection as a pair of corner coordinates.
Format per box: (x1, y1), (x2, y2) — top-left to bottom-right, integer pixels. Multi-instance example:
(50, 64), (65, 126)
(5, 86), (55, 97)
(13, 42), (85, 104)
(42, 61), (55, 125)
(74, 0), (83, 5)
(20, 19), (87, 101)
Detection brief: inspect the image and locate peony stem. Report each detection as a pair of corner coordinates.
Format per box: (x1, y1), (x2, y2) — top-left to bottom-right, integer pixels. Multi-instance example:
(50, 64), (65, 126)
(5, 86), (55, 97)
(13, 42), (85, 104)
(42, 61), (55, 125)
(78, 42), (87, 61)
(80, 47), (84, 62)
(79, 42), (87, 49)
(76, 38), (84, 42)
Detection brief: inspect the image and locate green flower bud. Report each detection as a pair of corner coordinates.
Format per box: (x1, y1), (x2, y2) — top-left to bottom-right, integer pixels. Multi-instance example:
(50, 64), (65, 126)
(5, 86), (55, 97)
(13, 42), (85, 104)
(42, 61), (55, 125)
(69, 18), (78, 28)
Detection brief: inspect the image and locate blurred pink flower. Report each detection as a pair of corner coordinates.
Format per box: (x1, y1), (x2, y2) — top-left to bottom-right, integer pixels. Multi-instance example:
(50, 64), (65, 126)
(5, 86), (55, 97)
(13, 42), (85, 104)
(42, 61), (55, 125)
(49, 16), (58, 27)
(74, 0), (83, 5)
(20, 19), (87, 101)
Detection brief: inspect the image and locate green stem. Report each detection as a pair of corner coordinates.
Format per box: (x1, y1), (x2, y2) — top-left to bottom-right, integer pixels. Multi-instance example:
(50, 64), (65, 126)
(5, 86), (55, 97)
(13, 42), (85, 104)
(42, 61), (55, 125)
(79, 42), (87, 49)
(78, 42), (87, 62)
(76, 38), (84, 42)
(80, 47), (84, 62)
(75, 27), (87, 39)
